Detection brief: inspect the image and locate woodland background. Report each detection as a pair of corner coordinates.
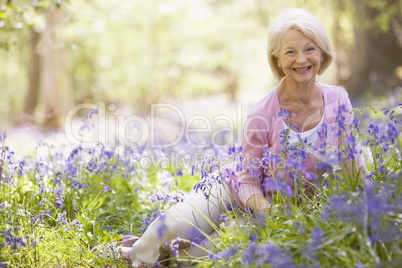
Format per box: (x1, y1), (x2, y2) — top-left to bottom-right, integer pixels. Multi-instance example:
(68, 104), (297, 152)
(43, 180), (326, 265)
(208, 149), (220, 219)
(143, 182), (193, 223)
(0, 0), (401, 130)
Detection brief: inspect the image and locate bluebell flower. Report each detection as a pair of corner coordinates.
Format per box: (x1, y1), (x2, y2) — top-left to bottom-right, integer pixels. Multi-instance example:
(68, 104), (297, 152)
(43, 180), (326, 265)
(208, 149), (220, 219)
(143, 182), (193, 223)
(386, 121), (398, 144)
(18, 161), (25, 176)
(243, 242), (255, 264)
(176, 169), (183, 176)
(303, 228), (323, 260)
(249, 233), (257, 243)
(262, 177), (294, 198)
(278, 109), (295, 122)
(351, 116), (360, 132)
(100, 182), (110, 192)
(217, 247), (237, 260)
(0, 258), (7, 267)
(208, 252), (220, 262)
(55, 197), (64, 209)
(268, 246), (295, 267)
(219, 213), (230, 224)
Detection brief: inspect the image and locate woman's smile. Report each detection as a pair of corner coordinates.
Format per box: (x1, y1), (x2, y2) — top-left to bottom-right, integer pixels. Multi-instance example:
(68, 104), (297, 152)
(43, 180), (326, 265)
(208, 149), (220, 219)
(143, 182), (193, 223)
(292, 66), (312, 74)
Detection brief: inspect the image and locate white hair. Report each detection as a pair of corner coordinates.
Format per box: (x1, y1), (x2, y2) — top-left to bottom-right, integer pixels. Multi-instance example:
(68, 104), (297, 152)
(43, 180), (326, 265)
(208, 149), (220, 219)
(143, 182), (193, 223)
(267, 8), (333, 80)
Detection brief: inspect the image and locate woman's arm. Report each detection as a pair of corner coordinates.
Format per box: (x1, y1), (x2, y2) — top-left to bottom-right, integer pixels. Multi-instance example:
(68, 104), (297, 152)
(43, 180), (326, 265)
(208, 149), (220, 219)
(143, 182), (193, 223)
(237, 114), (271, 210)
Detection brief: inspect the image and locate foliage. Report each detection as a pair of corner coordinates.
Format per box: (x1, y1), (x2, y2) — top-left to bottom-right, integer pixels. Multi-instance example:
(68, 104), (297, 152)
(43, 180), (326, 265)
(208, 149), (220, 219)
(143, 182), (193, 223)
(0, 0), (68, 33)
(1, 0), (400, 124)
(0, 96), (401, 267)
(0, 0), (344, 122)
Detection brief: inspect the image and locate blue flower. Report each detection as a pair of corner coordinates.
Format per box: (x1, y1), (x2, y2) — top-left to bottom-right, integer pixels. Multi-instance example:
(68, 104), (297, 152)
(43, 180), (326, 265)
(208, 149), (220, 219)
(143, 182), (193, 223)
(100, 182), (110, 192)
(217, 247), (237, 260)
(208, 252), (220, 262)
(219, 213), (230, 224)
(0, 257), (8, 267)
(243, 242), (255, 264)
(176, 169), (183, 177)
(249, 233), (257, 243)
(55, 197), (64, 209)
(303, 228), (323, 260)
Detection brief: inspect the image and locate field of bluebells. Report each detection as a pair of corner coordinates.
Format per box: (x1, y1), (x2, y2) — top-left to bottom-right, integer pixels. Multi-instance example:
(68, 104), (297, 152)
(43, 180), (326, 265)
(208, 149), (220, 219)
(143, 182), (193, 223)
(0, 100), (401, 268)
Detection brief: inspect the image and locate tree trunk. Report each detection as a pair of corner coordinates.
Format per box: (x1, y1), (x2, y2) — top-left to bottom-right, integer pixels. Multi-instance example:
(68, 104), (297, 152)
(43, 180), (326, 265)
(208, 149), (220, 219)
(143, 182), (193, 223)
(39, 9), (72, 129)
(21, 28), (41, 125)
(345, 0), (402, 96)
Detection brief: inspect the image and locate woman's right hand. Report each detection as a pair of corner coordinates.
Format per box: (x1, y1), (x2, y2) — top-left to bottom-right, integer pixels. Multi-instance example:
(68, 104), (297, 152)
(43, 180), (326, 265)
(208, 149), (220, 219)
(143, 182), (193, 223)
(246, 194), (272, 213)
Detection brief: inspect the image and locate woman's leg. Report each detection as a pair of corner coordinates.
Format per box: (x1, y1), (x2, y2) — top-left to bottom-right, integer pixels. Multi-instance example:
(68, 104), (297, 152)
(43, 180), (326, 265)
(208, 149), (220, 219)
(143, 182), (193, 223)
(130, 181), (232, 267)
(178, 214), (247, 261)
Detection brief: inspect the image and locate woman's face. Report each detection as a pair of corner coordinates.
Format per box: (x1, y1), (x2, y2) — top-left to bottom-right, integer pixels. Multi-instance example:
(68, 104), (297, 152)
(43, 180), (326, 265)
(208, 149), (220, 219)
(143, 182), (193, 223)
(277, 29), (323, 85)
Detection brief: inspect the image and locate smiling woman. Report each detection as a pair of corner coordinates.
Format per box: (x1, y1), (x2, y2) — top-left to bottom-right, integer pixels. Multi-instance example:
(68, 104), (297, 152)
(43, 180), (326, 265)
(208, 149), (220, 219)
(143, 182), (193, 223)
(123, 8), (369, 267)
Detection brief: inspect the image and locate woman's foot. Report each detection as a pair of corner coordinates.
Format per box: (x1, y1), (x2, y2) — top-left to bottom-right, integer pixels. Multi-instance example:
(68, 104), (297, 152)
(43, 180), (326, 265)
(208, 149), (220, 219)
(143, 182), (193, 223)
(120, 235), (140, 248)
(120, 246), (132, 261)
(91, 235), (140, 262)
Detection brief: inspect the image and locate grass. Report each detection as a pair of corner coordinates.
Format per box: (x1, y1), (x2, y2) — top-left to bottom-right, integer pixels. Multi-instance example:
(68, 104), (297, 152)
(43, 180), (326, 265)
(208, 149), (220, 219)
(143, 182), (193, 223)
(0, 102), (401, 267)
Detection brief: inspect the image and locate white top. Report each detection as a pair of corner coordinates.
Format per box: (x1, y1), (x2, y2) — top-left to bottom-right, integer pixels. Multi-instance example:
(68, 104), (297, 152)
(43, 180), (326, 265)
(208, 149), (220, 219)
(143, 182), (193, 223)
(281, 112), (324, 145)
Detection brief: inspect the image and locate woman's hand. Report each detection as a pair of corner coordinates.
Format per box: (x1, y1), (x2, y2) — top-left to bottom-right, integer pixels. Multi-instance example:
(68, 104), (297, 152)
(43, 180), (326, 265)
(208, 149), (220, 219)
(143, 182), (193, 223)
(246, 194), (272, 213)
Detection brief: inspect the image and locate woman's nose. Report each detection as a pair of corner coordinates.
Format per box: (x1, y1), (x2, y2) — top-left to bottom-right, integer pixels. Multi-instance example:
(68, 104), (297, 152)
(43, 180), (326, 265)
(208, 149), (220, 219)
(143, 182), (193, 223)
(296, 53), (307, 64)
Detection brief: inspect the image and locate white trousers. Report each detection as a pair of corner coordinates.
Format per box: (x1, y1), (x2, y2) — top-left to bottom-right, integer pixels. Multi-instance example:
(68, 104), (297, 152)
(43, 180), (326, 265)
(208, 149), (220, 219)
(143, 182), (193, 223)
(130, 180), (238, 267)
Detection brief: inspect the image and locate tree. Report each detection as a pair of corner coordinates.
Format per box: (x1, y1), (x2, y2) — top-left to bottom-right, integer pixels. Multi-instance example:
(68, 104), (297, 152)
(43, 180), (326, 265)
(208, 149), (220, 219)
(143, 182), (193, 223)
(2, 1), (71, 128)
(344, 0), (402, 96)
(21, 28), (41, 124)
(39, 8), (71, 129)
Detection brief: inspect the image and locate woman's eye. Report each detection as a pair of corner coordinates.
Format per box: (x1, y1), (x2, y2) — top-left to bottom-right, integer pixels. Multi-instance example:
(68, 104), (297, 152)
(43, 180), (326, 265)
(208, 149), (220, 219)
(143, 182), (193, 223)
(285, 50), (295, 54)
(307, 47), (315, 52)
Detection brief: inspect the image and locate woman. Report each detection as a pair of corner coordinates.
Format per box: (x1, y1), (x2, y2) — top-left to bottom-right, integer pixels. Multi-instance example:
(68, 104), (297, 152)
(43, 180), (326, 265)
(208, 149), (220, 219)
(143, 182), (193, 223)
(122, 7), (367, 267)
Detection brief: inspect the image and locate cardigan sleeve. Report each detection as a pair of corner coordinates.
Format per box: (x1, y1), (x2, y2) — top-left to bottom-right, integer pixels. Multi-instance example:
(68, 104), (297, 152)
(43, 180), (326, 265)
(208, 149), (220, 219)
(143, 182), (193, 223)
(236, 112), (270, 206)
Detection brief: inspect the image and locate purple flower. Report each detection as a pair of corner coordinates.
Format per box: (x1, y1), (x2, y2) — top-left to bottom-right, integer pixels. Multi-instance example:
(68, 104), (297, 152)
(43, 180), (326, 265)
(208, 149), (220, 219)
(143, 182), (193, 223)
(262, 177), (294, 198)
(208, 252), (220, 262)
(217, 247), (237, 260)
(100, 182), (110, 192)
(303, 228), (323, 259)
(243, 242), (255, 264)
(55, 197), (64, 209)
(176, 169), (183, 177)
(259, 245), (295, 267)
(0, 229), (27, 251)
(170, 237), (181, 259)
(228, 144), (236, 155)
(386, 121), (398, 144)
(56, 211), (68, 226)
(351, 116), (360, 132)
(278, 109), (296, 122)
(249, 233), (257, 243)
(321, 193), (364, 224)
(0, 257), (8, 267)
(318, 122), (328, 140)
(18, 161), (25, 176)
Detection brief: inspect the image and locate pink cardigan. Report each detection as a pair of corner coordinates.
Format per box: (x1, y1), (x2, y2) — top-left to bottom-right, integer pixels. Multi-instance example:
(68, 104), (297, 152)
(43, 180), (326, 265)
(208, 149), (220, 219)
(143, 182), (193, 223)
(224, 81), (367, 207)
